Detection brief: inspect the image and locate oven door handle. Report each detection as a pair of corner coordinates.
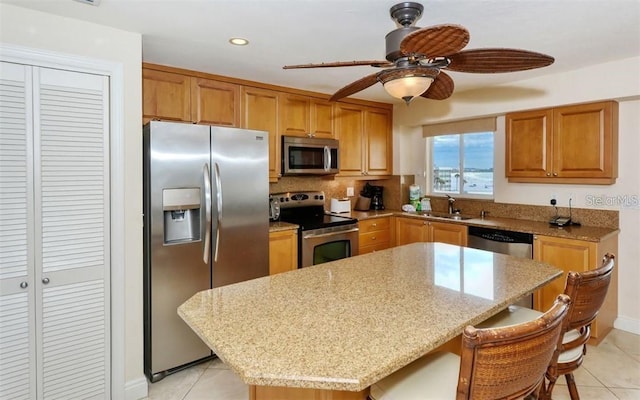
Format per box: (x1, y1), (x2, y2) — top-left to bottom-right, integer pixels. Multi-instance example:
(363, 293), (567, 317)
(303, 227), (359, 239)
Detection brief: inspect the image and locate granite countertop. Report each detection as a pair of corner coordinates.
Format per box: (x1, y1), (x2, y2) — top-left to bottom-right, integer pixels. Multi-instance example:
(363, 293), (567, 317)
(351, 210), (618, 242)
(179, 242), (561, 392)
(268, 221), (298, 232)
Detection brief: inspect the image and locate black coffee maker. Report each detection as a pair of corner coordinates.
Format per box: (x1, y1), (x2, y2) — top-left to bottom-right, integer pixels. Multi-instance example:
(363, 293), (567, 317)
(360, 183), (385, 210)
(370, 185), (384, 210)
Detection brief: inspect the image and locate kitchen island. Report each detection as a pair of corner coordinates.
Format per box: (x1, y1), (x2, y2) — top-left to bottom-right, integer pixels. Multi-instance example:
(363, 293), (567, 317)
(178, 242), (562, 400)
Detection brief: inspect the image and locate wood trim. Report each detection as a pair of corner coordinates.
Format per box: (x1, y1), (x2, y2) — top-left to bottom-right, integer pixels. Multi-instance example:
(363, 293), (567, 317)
(250, 385), (369, 400)
(143, 62), (393, 110)
(507, 177), (617, 185)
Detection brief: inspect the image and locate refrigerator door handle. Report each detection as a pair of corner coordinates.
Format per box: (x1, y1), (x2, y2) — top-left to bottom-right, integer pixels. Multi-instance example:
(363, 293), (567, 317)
(324, 145), (330, 171)
(213, 162), (222, 262)
(203, 163), (212, 264)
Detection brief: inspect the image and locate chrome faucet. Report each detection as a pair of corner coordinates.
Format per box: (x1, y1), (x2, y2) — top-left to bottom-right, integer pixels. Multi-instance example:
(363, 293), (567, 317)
(446, 195), (456, 214)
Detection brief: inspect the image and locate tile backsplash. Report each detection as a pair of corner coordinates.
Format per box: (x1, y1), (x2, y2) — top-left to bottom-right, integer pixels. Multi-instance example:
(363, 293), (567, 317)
(269, 175), (413, 212)
(270, 175), (618, 229)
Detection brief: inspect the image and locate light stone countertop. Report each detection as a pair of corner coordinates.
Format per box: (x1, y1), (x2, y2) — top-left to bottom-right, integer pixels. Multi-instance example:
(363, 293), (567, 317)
(350, 210), (618, 242)
(268, 221), (298, 232)
(178, 242), (562, 392)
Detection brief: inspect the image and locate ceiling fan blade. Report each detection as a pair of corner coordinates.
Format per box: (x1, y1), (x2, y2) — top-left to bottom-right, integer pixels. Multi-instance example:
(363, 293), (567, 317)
(421, 71), (454, 100)
(400, 24), (470, 58)
(283, 60), (393, 69)
(447, 49), (555, 73)
(329, 72), (380, 102)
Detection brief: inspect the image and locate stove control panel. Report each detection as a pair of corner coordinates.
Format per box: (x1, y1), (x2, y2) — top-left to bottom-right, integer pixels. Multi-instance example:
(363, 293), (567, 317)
(271, 191), (325, 209)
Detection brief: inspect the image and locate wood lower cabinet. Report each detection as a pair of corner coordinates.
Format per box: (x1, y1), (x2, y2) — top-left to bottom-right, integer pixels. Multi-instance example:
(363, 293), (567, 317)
(506, 101), (618, 184)
(395, 217), (468, 246)
(191, 77), (240, 126)
(359, 217), (392, 254)
(335, 103), (392, 178)
(269, 229), (298, 275)
(533, 233), (618, 344)
(279, 93), (334, 138)
(143, 68), (191, 123)
(241, 87), (280, 181)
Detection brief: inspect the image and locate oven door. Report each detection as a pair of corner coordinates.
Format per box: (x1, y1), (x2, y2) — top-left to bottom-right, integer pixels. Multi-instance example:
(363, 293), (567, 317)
(301, 224), (359, 267)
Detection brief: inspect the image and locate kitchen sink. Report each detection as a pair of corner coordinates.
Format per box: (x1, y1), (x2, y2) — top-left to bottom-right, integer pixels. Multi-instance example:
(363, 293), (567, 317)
(420, 211), (474, 220)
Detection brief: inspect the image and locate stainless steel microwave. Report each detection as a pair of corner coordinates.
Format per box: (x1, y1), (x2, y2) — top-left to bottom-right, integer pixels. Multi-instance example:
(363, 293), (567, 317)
(282, 136), (339, 175)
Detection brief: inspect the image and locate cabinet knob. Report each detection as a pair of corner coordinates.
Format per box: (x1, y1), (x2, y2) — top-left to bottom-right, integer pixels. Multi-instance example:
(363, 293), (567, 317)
(546, 172), (551, 176)
(553, 172), (558, 176)
(20, 281), (28, 289)
(371, 223), (377, 227)
(42, 277), (50, 284)
(371, 236), (376, 240)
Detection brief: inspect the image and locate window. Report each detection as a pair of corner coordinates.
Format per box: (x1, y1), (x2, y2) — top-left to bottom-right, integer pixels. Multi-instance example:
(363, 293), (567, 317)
(429, 132), (494, 197)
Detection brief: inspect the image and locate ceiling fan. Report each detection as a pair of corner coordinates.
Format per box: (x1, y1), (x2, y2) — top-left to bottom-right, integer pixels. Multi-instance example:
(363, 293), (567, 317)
(283, 2), (554, 104)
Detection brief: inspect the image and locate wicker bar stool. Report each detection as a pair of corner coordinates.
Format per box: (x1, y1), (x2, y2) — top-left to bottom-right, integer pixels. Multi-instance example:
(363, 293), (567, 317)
(369, 294), (571, 400)
(477, 253), (615, 400)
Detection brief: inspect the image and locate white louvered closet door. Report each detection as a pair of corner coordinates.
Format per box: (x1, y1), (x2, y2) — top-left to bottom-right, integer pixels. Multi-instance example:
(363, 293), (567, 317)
(0, 62), (110, 400)
(0, 61), (36, 400)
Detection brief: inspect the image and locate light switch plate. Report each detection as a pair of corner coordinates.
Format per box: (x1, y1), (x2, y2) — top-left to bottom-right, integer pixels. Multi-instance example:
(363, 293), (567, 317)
(346, 187), (354, 197)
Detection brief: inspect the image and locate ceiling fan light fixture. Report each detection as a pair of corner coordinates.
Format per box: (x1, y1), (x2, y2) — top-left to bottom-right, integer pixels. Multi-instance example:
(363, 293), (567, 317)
(381, 74), (434, 104)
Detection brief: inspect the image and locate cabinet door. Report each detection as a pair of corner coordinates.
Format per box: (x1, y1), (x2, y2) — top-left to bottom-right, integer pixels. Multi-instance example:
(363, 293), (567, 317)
(190, 77), (240, 126)
(35, 67), (111, 399)
(242, 87), (280, 181)
(533, 235), (596, 313)
(429, 222), (468, 246)
(269, 230), (298, 275)
(335, 103), (364, 176)
(142, 68), (191, 123)
(280, 93), (310, 137)
(395, 218), (428, 246)
(505, 108), (553, 178)
(310, 99), (334, 139)
(553, 101), (618, 180)
(0, 61), (36, 400)
(364, 107), (392, 176)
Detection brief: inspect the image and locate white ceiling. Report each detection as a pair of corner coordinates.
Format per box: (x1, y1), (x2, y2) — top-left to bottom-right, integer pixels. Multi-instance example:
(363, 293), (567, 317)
(4, 0), (640, 104)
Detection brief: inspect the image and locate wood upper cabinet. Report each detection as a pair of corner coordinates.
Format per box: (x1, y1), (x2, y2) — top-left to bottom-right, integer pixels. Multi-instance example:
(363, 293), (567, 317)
(279, 93), (334, 138)
(395, 217), (467, 246)
(335, 103), (364, 176)
(241, 87), (280, 181)
(335, 103), (392, 177)
(143, 68), (191, 123)
(506, 101), (618, 184)
(190, 77), (240, 127)
(365, 107), (393, 176)
(533, 233), (618, 344)
(269, 229), (298, 275)
(142, 66), (241, 127)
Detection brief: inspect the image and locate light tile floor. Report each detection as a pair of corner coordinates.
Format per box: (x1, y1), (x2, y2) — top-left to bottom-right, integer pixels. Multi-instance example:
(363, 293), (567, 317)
(143, 329), (640, 400)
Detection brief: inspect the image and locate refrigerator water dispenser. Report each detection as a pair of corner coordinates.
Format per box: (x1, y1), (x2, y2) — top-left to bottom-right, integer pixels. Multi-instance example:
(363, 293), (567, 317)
(162, 188), (201, 244)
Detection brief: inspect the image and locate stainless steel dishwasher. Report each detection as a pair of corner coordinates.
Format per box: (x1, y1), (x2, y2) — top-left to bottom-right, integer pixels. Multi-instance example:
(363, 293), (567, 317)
(467, 226), (534, 308)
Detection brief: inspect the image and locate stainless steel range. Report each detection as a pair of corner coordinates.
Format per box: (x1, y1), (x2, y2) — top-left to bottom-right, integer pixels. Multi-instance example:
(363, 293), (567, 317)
(271, 191), (359, 267)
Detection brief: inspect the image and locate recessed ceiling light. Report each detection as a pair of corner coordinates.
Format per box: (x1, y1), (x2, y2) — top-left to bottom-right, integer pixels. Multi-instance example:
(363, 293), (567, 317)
(229, 37), (249, 46)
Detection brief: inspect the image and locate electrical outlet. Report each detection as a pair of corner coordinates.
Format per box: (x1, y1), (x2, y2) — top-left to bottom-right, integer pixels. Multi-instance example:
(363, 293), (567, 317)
(346, 187), (354, 197)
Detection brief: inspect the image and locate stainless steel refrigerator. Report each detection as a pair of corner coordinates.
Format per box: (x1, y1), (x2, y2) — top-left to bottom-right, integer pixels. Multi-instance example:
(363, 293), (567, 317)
(143, 121), (269, 382)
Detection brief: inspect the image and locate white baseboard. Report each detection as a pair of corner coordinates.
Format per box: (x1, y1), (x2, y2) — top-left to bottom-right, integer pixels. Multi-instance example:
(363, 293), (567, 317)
(125, 376), (148, 400)
(614, 316), (640, 335)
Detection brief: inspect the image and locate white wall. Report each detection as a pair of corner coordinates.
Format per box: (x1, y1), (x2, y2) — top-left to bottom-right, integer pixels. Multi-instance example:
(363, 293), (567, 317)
(0, 3), (145, 398)
(393, 57), (640, 333)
